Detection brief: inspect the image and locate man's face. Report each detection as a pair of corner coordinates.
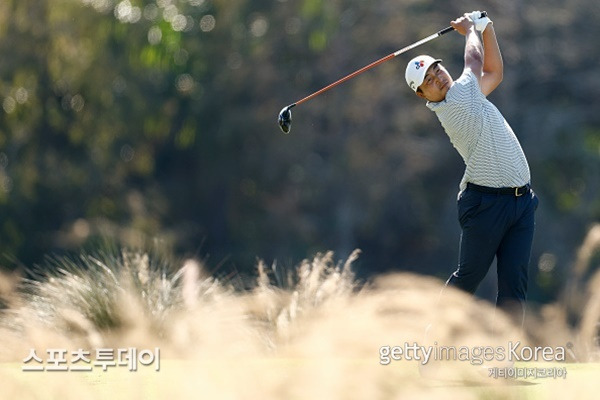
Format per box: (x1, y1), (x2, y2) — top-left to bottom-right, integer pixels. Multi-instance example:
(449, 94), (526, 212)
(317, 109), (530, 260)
(416, 62), (453, 102)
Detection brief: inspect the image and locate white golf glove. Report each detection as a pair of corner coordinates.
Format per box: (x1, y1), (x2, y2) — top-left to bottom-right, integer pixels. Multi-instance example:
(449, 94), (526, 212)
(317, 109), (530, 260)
(468, 11), (492, 32)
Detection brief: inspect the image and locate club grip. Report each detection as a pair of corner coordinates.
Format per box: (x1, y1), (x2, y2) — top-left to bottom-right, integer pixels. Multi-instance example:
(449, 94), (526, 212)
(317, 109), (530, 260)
(438, 26), (454, 35)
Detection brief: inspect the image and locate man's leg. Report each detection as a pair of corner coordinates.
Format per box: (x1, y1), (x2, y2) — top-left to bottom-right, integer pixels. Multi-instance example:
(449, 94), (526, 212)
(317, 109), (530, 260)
(447, 190), (505, 293)
(496, 192), (538, 327)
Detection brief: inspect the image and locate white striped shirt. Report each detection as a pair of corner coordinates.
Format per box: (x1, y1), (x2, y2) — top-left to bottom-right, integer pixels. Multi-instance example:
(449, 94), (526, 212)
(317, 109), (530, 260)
(427, 70), (530, 191)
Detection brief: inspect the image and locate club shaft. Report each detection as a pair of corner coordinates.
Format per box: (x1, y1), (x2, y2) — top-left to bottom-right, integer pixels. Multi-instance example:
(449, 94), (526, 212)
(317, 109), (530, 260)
(393, 27), (453, 57)
(294, 53), (396, 106)
(294, 26), (455, 107)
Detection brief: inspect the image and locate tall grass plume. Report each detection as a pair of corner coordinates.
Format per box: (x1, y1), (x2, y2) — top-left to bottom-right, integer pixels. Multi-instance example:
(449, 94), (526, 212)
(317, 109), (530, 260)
(0, 238), (599, 399)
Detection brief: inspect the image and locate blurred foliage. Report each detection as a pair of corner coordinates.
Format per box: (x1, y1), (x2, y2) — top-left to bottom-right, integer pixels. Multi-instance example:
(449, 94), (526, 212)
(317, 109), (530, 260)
(0, 0), (598, 305)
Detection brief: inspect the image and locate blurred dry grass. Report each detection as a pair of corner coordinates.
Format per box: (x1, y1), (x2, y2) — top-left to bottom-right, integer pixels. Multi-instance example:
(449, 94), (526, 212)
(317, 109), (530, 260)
(0, 227), (599, 399)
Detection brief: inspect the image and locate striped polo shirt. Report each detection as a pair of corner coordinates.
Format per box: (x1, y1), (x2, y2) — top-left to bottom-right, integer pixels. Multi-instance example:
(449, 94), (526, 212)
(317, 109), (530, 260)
(427, 70), (530, 192)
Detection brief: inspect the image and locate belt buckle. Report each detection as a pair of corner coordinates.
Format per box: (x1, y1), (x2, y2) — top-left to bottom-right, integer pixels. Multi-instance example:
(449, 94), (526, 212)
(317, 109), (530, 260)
(515, 187), (523, 197)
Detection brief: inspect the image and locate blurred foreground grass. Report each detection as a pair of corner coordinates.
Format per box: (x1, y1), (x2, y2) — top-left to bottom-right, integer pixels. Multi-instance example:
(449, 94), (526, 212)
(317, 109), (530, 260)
(0, 235), (599, 399)
(1, 360), (599, 399)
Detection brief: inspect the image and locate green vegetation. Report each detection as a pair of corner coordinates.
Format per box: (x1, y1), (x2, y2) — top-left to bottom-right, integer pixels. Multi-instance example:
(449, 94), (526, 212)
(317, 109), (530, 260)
(1, 1), (598, 397)
(0, 0), (598, 314)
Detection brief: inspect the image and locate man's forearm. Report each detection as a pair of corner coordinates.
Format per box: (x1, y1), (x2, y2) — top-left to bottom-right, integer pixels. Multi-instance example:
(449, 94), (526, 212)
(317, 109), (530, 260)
(464, 27), (483, 74)
(482, 25), (503, 79)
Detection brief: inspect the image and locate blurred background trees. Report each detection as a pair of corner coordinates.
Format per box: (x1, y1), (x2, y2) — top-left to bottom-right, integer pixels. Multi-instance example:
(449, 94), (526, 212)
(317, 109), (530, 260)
(0, 0), (598, 305)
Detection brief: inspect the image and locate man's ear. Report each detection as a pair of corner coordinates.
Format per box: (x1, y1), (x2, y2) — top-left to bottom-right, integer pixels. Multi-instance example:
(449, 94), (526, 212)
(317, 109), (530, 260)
(415, 90), (426, 99)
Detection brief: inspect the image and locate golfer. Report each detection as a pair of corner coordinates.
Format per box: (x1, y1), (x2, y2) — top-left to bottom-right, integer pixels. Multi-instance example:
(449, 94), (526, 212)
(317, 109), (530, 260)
(405, 12), (538, 326)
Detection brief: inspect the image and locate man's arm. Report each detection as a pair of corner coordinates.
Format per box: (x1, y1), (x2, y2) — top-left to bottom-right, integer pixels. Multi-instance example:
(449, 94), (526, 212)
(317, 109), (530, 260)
(451, 16), (483, 84)
(480, 24), (503, 95)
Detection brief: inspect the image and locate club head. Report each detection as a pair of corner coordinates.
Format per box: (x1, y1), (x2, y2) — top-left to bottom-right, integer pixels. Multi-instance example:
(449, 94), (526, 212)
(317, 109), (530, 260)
(278, 105), (292, 134)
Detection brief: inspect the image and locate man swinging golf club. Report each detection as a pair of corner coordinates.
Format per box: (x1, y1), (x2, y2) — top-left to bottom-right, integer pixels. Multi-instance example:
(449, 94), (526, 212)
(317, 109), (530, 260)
(405, 12), (539, 327)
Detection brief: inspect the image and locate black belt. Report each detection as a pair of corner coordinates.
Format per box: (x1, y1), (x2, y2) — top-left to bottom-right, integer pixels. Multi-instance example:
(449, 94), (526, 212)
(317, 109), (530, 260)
(467, 182), (530, 197)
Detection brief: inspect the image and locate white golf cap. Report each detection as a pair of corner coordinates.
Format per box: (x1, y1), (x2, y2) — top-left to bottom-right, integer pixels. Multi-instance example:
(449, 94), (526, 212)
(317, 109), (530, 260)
(405, 55), (442, 92)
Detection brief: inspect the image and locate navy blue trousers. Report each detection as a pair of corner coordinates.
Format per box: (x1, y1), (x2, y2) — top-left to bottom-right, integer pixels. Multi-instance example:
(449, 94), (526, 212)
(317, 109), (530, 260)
(446, 185), (538, 326)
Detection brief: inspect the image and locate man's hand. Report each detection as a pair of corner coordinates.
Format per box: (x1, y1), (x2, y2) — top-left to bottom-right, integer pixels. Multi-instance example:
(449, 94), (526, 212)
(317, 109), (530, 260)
(468, 11), (493, 32)
(451, 15), (475, 36)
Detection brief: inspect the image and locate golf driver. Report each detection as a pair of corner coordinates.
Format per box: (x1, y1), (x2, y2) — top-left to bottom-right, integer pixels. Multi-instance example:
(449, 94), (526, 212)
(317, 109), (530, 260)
(278, 12), (486, 133)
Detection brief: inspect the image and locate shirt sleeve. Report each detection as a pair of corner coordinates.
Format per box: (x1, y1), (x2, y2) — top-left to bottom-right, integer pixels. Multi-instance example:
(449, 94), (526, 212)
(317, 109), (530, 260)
(431, 70), (485, 156)
(446, 69), (484, 105)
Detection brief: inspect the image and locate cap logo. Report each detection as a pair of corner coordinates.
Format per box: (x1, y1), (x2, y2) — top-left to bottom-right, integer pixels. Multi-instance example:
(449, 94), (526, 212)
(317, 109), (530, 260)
(414, 60), (425, 70)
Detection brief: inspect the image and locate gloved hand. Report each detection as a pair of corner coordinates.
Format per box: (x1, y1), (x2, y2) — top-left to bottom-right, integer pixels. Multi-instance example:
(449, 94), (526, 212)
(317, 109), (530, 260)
(468, 11), (492, 32)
